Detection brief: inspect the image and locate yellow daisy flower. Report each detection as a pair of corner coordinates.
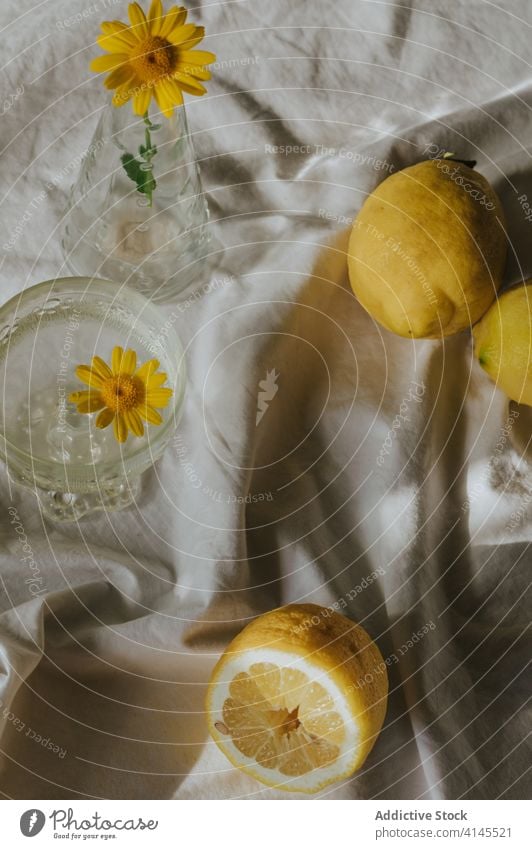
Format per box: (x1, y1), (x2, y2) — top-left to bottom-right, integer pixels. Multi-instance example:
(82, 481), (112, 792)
(68, 346), (173, 443)
(90, 1), (216, 116)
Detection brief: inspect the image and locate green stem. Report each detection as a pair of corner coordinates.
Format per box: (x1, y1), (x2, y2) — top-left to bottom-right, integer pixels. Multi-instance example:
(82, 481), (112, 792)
(144, 114), (155, 157)
(142, 112), (157, 207)
(120, 110), (158, 207)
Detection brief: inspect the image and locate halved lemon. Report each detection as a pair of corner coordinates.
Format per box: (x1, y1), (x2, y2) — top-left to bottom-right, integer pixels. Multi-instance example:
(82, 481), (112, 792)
(206, 604), (388, 793)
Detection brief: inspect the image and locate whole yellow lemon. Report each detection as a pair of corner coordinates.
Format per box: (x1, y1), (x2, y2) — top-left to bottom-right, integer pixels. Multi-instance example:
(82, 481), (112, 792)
(473, 282), (532, 406)
(347, 159), (507, 338)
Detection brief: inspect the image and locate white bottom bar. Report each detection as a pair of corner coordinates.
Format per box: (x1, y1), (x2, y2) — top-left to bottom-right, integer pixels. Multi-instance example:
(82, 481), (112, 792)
(1, 800), (528, 848)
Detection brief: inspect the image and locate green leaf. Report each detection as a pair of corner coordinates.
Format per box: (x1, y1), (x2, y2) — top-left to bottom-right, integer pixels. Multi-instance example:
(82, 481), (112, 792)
(121, 152), (157, 199)
(121, 152), (143, 184)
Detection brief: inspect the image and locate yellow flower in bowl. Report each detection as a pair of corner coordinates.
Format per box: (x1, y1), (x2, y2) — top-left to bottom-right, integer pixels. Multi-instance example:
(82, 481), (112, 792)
(69, 346), (173, 443)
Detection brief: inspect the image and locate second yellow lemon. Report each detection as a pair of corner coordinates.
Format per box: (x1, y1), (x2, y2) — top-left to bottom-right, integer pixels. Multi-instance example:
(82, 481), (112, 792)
(473, 282), (532, 406)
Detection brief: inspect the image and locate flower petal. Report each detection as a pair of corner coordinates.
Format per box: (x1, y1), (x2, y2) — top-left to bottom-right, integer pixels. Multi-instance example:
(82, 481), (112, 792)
(124, 408), (144, 437)
(121, 349), (137, 375)
(133, 86), (153, 115)
(160, 6), (188, 38)
(96, 408), (115, 429)
(157, 77), (184, 111)
(104, 66), (137, 90)
(90, 53), (129, 73)
(68, 389), (90, 401)
(90, 355), (113, 380)
(69, 390), (99, 407)
(146, 388), (173, 407)
(113, 84), (135, 107)
(97, 32), (137, 54)
(139, 405), (163, 425)
(128, 2), (149, 37)
(177, 63), (211, 82)
(167, 23), (199, 46)
(148, 0), (164, 33)
(75, 365), (104, 388)
(101, 20), (139, 47)
(135, 358), (161, 381)
(177, 26), (207, 51)
(113, 414), (129, 442)
(179, 49), (216, 67)
(172, 71), (206, 96)
(112, 346), (124, 373)
(153, 80), (178, 116)
(77, 396), (106, 414)
(174, 33), (206, 51)
(146, 371), (168, 389)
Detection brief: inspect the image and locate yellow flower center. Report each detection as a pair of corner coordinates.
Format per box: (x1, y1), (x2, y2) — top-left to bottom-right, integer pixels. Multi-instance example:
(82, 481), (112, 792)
(131, 36), (176, 83)
(100, 375), (144, 413)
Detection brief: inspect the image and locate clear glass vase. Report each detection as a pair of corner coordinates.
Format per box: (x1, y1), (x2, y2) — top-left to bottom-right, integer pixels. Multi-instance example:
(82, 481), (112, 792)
(0, 277), (186, 521)
(62, 103), (210, 302)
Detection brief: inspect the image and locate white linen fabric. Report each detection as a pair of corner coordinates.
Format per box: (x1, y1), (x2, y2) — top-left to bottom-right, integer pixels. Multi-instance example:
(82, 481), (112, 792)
(0, 0), (530, 800)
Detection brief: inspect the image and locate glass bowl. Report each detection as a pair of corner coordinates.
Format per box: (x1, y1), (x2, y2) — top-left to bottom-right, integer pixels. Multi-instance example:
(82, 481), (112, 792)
(0, 277), (186, 521)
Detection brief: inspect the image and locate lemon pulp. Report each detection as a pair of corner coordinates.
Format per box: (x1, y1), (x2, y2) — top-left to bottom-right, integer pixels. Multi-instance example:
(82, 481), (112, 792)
(221, 662), (344, 777)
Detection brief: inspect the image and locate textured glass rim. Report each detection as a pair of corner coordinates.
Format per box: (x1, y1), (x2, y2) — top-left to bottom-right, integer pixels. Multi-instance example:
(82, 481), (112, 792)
(0, 276), (186, 480)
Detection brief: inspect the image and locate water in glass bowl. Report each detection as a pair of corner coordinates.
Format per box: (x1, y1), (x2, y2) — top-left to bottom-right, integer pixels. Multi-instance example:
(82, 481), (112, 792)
(0, 279), (185, 519)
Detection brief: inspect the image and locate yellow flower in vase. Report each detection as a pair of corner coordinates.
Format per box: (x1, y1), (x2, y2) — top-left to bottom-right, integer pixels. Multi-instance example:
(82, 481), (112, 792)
(89, 1), (215, 205)
(69, 346), (173, 443)
(90, 1), (216, 116)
